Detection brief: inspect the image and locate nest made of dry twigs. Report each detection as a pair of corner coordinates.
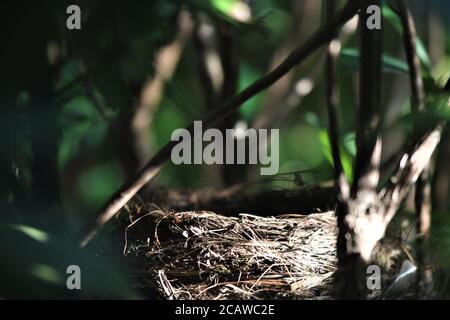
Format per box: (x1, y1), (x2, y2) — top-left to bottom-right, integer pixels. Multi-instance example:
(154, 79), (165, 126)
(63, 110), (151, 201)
(124, 210), (338, 299)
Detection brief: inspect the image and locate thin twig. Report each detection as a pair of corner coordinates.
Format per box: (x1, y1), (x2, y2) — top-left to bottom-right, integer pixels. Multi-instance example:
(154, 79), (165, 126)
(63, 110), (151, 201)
(395, 0), (431, 239)
(394, 0), (425, 113)
(351, 0), (383, 197)
(381, 124), (444, 230)
(193, 14), (220, 110)
(324, 0), (350, 200)
(394, 0), (433, 296)
(133, 10), (194, 166)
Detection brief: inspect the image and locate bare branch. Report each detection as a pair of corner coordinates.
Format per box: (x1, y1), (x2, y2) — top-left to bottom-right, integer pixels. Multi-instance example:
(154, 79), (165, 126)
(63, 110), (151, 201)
(133, 10), (194, 166)
(325, 0), (350, 200)
(252, 0), (310, 130)
(336, 0), (383, 299)
(381, 124), (444, 225)
(391, 6), (434, 299)
(395, 0), (425, 112)
(394, 0), (431, 241)
(351, 0), (383, 198)
(193, 14), (220, 110)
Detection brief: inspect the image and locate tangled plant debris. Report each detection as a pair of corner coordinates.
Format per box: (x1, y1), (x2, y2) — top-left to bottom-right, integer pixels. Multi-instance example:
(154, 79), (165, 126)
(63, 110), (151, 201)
(124, 210), (340, 299)
(120, 206), (425, 299)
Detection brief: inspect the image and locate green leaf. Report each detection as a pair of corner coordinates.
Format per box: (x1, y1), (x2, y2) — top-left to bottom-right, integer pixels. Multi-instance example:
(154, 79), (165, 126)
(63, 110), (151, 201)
(339, 48), (409, 74)
(318, 130), (332, 165)
(341, 151), (354, 182)
(239, 63), (265, 122)
(318, 130), (354, 182)
(0, 224), (50, 243)
(426, 90), (450, 120)
(58, 95), (108, 168)
(343, 132), (356, 157)
(29, 263), (63, 285)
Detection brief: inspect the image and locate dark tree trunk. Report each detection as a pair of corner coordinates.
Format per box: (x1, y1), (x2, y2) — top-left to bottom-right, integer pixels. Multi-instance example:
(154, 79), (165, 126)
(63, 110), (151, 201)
(335, 0), (383, 299)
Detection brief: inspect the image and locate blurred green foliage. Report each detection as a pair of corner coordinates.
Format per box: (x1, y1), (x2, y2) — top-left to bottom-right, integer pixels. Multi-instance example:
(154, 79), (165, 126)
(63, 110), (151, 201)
(0, 223), (132, 299)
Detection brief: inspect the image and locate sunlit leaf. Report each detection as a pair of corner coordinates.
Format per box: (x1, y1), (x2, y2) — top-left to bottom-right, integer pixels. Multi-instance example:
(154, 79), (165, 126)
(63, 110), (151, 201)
(30, 263), (63, 285)
(343, 132), (356, 157)
(318, 130), (354, 182)
(1, 224), (50, 243)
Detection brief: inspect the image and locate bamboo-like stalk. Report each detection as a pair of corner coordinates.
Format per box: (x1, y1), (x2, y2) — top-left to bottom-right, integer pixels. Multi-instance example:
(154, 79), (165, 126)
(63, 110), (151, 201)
(335, 1), (446, 299)
(394, 0), (432, 297)
(336, 0), (383, 299)
(324, 0), (350, 201)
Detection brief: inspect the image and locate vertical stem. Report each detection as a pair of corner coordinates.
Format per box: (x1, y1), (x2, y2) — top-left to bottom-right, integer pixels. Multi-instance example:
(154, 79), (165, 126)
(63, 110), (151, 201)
(325, 0), (349, 200)
(193, 15), (219, 110)
(336, 0), (383, 299)
(396, 0), (425, 112)
(395, 0), (432, 297)
(218, 21), (245, 186)
(29, 42), (64, 230)
(193, 17), (243, 186)
(351, 0), (383, 197)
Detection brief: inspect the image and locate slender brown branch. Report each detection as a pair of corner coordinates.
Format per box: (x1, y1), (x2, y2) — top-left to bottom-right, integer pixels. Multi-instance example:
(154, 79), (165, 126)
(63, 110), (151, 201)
(396, 0), (425, 112)
(75, 0), (360, 247)
(84, 75), (117, 125)
(218, 22), (245, 186)
(193, 14), (220, 110)
(252, 0), (309, 130)
(394, 0), (433, 297)
(351, 0), (383, 198)
(381, 124), (444, 224)
(325, 0), (349, 200)
(336, 0), (383, 299)
(254, 5), (359, 130)
(334, 121), (445, 299)
(133, 10), (194, 166)
(394, 0), (431, 241)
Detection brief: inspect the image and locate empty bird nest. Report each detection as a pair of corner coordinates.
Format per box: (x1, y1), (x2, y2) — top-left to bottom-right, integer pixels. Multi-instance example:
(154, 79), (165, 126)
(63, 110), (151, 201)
(122, 208), (405, 300)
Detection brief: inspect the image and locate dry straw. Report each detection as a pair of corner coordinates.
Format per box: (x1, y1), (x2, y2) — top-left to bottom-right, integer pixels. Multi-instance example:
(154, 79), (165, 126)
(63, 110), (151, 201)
(125, 210), (339, 299)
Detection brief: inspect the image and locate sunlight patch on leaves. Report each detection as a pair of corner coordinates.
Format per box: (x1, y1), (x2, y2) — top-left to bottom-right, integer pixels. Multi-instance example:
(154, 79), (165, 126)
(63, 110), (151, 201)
(5, 225), (50, 243)
(29, 263), (63, 285)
